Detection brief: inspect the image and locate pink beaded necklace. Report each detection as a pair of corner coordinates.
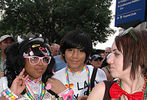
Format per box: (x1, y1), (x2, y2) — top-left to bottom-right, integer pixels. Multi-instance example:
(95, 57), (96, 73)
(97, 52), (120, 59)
(25, 78), (46, 100)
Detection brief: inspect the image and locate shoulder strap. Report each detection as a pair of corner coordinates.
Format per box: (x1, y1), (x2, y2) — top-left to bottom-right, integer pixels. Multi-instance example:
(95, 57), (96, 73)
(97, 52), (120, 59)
(47, 90), (59, 98)
(103, 80), (116, 100)
(91, 67), (97, 90)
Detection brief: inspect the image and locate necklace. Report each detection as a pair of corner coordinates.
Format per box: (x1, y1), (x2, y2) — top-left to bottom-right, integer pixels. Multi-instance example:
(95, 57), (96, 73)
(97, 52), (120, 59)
(144, 79), (147, 100)
(119, 76), (147, 100)
(25, 78), (46, 100)
(65, 65), (91, 93)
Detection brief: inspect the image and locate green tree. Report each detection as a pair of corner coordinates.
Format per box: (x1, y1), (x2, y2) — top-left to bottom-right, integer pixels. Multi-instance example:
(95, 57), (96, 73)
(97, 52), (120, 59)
(0, 0), (113, 44)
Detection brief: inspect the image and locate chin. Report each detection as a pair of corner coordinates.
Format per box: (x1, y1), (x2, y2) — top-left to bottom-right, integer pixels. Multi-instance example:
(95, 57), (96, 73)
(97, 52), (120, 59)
(34, 75), (42, 79)
(111, 73), (118, 79)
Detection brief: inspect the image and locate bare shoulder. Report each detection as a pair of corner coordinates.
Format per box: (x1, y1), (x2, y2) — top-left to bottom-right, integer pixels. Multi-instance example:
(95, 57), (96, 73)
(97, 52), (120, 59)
(93, 82), (106, 94)
(87, 82), (106, 100)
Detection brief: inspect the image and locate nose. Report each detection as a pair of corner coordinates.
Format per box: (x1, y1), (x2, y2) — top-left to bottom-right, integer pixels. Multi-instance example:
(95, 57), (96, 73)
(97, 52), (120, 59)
(38, 59), (43, 65)
(71, 49), (78, 58)
(107, 53), (113, 64)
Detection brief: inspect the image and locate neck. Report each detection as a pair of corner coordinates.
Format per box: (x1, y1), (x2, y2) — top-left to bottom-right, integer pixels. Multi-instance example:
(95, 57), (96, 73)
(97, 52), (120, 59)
(28, 76), (41, 81)
(67, 65), (85, 72)
(121, 74), (145, 94)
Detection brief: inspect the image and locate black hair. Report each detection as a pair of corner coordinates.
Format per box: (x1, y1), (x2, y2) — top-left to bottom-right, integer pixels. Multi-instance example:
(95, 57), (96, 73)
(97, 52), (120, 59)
(60, 29), (92, 63)
(90, 54), (103, 61)
(4, 38), (55, 94)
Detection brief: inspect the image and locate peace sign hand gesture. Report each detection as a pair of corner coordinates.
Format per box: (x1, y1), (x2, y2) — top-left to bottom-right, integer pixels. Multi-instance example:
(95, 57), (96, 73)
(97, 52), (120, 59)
(10, 68), (29, 96)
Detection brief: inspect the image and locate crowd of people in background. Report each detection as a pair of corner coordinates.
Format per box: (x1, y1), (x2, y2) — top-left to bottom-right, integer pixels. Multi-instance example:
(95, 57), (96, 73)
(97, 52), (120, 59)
(0, 27), (147, 100)
(0, 35), (14, 77)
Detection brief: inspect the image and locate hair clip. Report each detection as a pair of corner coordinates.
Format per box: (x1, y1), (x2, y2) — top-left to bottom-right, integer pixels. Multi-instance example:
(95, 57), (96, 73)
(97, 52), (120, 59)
(23, 52), (28, 57)
(120, 27), (138, 41)
(129, 29), (138, 41)
(29, 51), (34, 56)
(32, 44), (40, 48)
(121, 27), (133, 36)
(46, 49), (50, 56)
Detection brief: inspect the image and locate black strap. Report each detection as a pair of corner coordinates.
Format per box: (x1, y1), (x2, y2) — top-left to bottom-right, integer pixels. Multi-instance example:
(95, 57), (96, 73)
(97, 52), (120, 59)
(47, 90), (59, 98)
(103, 80), (116, 100)
(91, 67), (97, 90)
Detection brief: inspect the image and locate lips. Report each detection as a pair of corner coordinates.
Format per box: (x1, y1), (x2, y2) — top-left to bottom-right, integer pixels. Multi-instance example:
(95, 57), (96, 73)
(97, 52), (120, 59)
(71, 60), (79, 63)
(109, 66), (115, 70)
(72, 61), (78, 64)
(36, 68), (44, 73)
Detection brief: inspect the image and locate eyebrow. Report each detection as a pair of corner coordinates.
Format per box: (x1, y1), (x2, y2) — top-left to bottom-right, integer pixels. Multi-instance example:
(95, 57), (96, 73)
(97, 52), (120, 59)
(112, 49), (117, 52)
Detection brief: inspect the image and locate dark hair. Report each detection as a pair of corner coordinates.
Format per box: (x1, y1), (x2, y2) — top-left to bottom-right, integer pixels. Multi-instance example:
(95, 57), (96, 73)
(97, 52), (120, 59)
(115, 29), (147, 79)
(4, 38), (55, 94)
(60, 29), (92, 63)
(90, 54), (103, 61)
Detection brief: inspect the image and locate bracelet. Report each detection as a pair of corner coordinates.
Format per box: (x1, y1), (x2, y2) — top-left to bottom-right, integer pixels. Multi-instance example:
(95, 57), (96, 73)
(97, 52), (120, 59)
(58, 88), (74, 100)
(58, 96), (76, 100)
(58, 88), (69, 97)
(2, 88), (18, 100)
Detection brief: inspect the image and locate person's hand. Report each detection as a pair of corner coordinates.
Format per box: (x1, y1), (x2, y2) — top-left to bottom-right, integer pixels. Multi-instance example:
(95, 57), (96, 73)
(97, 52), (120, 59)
(46, 78), (66, 94)
(10, 68), (28, 96)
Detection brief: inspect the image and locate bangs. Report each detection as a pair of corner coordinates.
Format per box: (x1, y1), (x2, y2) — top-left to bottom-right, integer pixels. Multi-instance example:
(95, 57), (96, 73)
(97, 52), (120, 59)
(31, 47), (46, 57)
(66, 41), (84, 49)
(63, 36), (86, 50)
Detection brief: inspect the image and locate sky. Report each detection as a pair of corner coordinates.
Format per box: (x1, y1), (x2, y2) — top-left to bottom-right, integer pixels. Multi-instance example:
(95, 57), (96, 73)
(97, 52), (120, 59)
(93, 0), (119, 50)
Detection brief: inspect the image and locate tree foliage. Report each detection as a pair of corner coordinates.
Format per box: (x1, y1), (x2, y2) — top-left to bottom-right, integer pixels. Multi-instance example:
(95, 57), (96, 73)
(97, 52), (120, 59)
(0, 0), (113, 44)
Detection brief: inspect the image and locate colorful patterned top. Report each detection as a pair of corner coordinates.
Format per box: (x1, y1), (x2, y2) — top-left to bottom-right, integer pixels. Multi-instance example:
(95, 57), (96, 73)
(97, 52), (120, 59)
(19, 78), (57, 100)
(0, 77), (57, 100)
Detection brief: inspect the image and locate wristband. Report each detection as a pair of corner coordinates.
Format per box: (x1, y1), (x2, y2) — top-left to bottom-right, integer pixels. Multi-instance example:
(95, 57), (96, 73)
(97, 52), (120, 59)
(58, 88), (74, 100)
(2, 88), (18, 100)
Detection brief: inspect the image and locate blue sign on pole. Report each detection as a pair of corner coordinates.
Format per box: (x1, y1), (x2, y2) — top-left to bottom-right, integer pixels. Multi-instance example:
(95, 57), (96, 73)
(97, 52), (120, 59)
(115, 0), (146, 29)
